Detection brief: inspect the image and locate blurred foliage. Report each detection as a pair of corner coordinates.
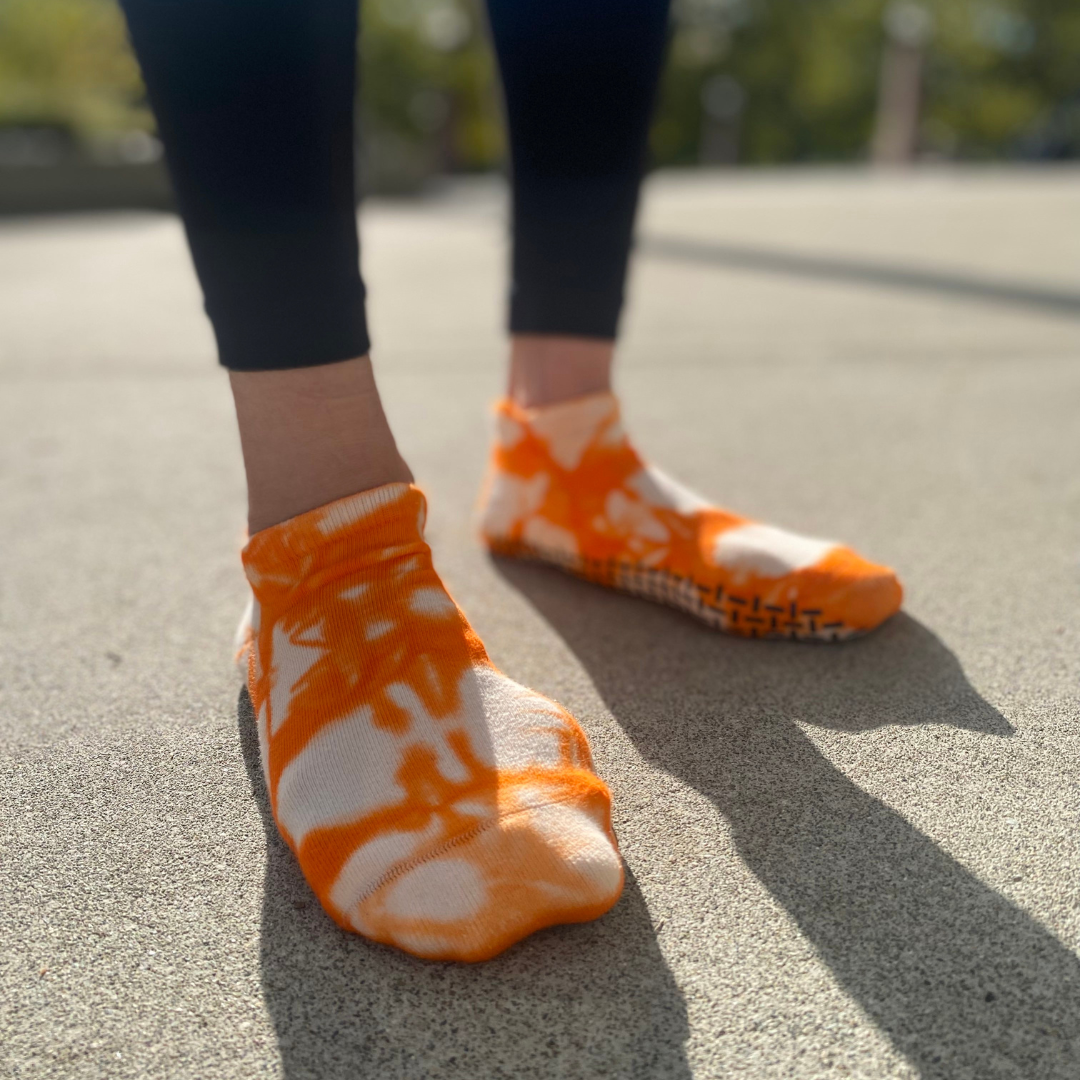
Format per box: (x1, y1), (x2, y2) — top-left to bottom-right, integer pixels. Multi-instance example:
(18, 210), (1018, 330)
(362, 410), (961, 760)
(660, 0), (1080, 163)
(0, 0), (1077, 172)
(0, 0), (148, 133)
(358, 0), (504, 187)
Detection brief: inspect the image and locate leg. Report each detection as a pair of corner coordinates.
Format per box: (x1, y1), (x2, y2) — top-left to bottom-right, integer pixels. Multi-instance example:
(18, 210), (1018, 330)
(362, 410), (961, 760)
(120, 0), (622, 961)
(487, 0), (671, 406)
(121, 0), (368, 376)
(480, 0), (902, 637)
(121, 0), (408, 532)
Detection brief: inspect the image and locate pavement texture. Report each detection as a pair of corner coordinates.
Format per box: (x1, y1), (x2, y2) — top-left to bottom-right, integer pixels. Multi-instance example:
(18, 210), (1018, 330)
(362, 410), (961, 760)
(2, 167), (1079, 1080)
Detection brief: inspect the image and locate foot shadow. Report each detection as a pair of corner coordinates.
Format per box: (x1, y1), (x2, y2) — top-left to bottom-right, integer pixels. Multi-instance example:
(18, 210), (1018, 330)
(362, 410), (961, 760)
(237, 689), (691, 1080)
(495, 558), (1080, 1079)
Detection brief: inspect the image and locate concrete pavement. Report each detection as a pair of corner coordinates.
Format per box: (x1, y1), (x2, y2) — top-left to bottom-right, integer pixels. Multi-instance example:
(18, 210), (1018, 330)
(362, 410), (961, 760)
(2, 167), (1079, 1078)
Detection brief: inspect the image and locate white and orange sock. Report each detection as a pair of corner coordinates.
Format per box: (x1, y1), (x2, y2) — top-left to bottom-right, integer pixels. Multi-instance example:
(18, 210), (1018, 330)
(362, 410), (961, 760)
(480, 393), (902, 641)
(241, 483), (622, 962)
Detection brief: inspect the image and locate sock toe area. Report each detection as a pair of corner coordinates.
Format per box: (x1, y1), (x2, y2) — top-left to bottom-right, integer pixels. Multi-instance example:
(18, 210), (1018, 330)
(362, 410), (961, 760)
(345, 795), (624, 962)
(803, 547), (904, 632)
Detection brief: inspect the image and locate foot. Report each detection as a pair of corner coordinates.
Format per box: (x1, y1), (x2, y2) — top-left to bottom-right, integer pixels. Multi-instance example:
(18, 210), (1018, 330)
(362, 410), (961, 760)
(479, 394), (902, 641)
(241, 482), (623, 961)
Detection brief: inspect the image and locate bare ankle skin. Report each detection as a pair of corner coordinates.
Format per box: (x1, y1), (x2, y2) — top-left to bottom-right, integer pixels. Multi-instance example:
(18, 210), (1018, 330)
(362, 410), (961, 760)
(507, 335), (614, 408)
(230, 355), (413, 534)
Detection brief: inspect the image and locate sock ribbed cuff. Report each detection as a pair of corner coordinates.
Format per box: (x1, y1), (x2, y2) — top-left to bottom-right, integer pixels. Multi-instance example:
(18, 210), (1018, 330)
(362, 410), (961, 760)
(241, 482), (426, 584)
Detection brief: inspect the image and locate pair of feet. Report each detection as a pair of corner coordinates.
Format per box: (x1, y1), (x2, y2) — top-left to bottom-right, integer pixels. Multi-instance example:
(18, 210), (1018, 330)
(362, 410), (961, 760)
(240, 393), (902, 962)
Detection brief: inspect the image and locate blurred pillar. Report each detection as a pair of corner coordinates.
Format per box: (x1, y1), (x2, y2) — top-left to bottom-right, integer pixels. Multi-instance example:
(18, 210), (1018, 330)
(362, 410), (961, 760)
(871, 2), (933, 166)
(699, 74), (745, 165)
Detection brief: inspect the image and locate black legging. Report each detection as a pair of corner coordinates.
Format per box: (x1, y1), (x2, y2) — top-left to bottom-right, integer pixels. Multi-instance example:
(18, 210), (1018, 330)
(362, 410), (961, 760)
(119, 0), (671, 372)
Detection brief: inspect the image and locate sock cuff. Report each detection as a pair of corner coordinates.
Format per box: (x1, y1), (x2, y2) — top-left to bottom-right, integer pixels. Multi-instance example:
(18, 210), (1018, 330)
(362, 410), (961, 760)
(493, 393), (624, 454)
(497, 391), (618, 423)
(242, 482), (428, 586)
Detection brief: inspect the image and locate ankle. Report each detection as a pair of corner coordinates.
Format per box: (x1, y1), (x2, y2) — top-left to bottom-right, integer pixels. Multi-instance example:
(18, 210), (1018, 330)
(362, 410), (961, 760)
(244, 454), (413, 536)
(230, 356), (414, 534)
(507, 335), (614, 408)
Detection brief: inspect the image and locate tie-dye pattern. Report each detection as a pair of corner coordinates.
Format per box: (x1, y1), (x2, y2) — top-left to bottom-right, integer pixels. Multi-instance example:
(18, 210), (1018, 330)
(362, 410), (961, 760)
(480, 394), (902, 641)
(242, 482), (623, 962)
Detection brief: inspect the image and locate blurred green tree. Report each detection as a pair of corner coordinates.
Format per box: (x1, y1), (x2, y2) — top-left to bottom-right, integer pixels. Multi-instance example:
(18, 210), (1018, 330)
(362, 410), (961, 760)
(657, 0), (1080, 163)
(358, 0), (504, 188)
(0, 0), (147, 134)
(0, 0), (1077, 173)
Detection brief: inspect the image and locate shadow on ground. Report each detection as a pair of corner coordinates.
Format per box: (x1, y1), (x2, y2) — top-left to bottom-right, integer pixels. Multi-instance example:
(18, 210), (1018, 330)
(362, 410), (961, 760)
(641, 235), (1080, 319)
(495, 558), (1080, 1079)
(237, 690), (691, 1080)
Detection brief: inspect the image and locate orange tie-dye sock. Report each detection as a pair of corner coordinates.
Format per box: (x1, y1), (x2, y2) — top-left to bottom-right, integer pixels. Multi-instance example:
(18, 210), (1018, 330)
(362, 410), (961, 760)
(241, 482), (623, 962)
(480, 393), (902, 641)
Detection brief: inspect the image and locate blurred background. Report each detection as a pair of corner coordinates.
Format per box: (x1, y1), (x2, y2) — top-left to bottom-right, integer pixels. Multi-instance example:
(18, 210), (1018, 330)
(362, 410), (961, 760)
(1, 0), (1078, 211)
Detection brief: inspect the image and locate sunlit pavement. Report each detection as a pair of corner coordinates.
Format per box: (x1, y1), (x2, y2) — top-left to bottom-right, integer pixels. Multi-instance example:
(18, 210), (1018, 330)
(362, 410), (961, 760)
(2, 167), (1079, 1079)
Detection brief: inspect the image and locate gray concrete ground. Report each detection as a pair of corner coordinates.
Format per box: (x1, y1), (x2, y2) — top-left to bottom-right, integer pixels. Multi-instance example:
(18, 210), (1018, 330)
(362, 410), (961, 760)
(2, 167), (1079, 1079)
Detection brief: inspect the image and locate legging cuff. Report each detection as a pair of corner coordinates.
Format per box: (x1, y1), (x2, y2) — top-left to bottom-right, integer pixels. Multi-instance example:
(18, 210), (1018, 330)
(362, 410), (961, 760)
(189, 222), (370, 372)
(508, 287), (621, 340)
(214, 307), (370, 372)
